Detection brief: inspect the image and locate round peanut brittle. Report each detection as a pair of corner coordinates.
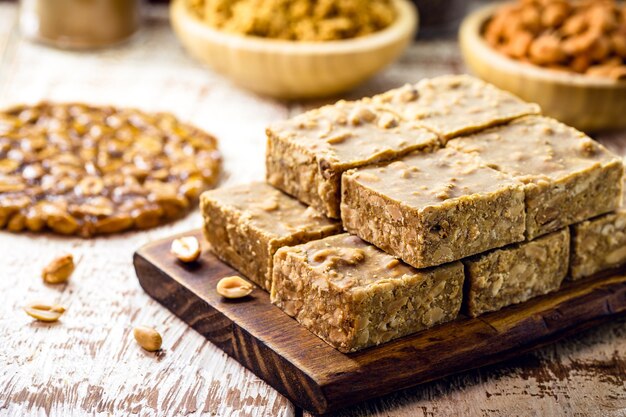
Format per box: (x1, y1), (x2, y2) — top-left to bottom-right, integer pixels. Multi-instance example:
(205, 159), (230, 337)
(0, 102), (221, 237)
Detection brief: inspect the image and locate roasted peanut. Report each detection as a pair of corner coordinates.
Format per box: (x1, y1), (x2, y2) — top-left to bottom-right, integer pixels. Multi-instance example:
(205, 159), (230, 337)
(348, 105), (376, 125)
(562, 13), (589, 37)
(605, 246), (626, 264)
(610, 66), (626, 79)
(529, 34), (566, 65)
(542, 2), (570, 27)
(588, 4), (618, 33)
(257, 198), (280, 212)
(132, 205), (163, 229)
(520, 5), (541, 33)
(24, 303), (66, 322)
(570, 54), (592, 73)
(0, 159), (19, 174)
(586, 64), (617, 78)
(133, 326), (163, 352)
(76, 176), (104, 196)
(612, 31), (626, 58)
(7, 213), (26, 232)
(94, 214), (134, 234)
(47, 213), (79, 235)
(589, 35), (612, 62)
(311, 247), (366, 267)
(377, 113), (399, 129)
(325, 132), (352, 144)
(216, 276), (253, 299)
(195, 0), (396, 41)
(485, 0), (626, 79)
(179, 177), (204, 200)
(384, 259), (400, 269)
(504, 30), (533, 58)
(42, 254), (75, 284)
(485, 17), (506, 47)
(171, 236), (201, 263)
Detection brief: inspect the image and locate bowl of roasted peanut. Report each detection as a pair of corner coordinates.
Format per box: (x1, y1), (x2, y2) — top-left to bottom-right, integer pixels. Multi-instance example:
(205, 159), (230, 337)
(171, 0), (418, 99)
(460, 0), (626, 132)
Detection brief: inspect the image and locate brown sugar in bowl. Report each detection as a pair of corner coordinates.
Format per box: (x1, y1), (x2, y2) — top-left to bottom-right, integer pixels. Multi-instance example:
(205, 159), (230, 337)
(460, 3), (626, 132)
(170, 0), (418, 99)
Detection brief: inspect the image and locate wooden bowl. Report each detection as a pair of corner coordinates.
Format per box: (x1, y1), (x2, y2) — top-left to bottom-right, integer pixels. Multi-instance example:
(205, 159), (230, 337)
(170, 0), (418, 99)
(459, 3), (626, 132)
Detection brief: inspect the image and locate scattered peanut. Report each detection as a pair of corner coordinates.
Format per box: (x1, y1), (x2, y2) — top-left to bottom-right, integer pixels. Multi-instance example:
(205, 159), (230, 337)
(42, 254), (75, 284)
(133, 326), (163, 352)
(216, 276), (253, 299)
(485, 0), (626, 80)
(171, 236), (201, 263)
(24, 303), (66, 322)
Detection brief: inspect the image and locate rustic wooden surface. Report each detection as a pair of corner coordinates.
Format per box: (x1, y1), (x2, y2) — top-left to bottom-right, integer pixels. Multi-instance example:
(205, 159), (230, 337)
(1, 3), (626, 417)
(134, 230), (626, 415)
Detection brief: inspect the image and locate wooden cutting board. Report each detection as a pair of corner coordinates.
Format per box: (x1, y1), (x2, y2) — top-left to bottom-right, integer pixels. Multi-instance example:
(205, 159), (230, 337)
(133, 230), (626, 415)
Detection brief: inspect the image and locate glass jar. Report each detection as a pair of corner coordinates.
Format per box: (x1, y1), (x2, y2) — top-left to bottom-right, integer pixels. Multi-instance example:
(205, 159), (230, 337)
(19, 0), (142, 50)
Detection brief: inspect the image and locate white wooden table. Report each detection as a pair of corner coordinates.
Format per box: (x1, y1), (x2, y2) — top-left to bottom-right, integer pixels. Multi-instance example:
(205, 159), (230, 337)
(1, 4), (626, 416)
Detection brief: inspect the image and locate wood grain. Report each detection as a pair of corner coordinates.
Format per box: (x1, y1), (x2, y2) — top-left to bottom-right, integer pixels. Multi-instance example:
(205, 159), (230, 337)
(134, 230), (626, 415)
(2, 1), (626, 416)
(0, 5), (294, 417)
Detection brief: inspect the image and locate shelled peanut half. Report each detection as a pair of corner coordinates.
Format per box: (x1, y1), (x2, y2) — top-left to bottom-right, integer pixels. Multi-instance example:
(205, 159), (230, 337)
(484, 0), (626, 79)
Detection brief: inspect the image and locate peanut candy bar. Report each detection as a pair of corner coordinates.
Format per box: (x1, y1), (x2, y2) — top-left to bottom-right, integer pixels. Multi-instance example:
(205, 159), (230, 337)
(464, 228), (569, 317)
(448, 116), (624, 239)
(341, 148), (526, 269)
(266, 99), (440, 218)
(571, 208), (626, 280)
(200, 182), (342, 290)
(271, 233), (464, 352)
(372, 74), (540, 141)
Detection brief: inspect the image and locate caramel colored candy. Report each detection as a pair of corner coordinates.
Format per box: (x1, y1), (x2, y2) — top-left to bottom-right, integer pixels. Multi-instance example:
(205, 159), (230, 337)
(0, 103), (221, 237)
